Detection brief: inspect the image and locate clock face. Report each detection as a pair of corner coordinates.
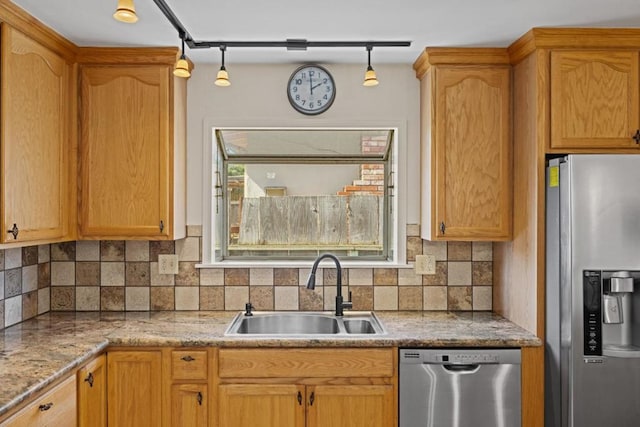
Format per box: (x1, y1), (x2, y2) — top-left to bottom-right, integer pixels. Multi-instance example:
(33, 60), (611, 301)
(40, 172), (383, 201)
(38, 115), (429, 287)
(287, 65), (336, 115)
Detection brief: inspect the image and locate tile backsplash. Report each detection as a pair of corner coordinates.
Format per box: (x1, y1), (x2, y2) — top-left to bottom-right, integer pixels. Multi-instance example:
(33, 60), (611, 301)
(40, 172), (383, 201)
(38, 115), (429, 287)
(0, 224), (493, 330)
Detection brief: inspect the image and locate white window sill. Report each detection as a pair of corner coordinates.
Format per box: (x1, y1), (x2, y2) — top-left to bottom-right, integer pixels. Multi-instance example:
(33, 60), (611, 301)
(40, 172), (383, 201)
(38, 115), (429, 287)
(196, 261), (414, 269)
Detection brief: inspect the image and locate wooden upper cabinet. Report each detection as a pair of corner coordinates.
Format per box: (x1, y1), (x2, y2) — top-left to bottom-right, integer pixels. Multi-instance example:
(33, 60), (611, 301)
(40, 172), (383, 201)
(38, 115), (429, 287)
(416, 52), (512, 241)
(79, 63), (186, 240)
(0, 24), (73, 244)
(550, 50), (640, 149)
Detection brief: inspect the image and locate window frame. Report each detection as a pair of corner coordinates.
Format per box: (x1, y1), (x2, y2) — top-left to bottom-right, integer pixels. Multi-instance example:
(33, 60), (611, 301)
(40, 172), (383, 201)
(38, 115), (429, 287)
(199, 121), (407, 268)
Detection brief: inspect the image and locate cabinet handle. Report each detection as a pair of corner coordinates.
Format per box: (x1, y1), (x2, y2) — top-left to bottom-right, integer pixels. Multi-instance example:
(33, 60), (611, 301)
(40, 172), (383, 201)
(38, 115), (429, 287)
(197, 391), (203, 406)
(7, 223), (18, 239)
(633, 129), (640, 144)
(84, 372), (94, 388)
(181, 355), (195, 362)
(38, 402), (54, 412)
(440, 221), (446, 235)
(297, 391), (302, 406)
(159, 220), (165, 232)
(309, 392), (315, 406)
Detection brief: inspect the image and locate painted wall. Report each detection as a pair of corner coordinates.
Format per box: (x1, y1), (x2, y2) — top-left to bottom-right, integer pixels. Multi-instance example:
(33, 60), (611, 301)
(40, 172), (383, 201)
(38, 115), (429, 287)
(186, 63), (421, 225)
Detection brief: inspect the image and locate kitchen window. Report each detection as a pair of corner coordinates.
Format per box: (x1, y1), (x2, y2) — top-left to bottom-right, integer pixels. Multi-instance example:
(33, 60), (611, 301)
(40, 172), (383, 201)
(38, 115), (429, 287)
(203, 127), (403, 265)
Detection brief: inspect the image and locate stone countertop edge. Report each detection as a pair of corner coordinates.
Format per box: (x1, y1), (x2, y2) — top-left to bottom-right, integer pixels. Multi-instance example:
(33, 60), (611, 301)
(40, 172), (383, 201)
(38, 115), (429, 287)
(0, 311), (541, 418)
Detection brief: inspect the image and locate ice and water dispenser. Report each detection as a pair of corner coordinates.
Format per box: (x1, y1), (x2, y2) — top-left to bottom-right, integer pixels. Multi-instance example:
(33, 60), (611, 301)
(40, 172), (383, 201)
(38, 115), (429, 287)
(585, 270), (640, 357)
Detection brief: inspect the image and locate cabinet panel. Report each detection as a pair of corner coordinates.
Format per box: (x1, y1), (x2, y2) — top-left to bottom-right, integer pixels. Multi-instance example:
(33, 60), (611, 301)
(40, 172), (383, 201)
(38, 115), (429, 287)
(307, 385), (395, 427)
(218, 348), (394, 378)
(428, 66), (511, 240)
(171, 350), (208, 381)
(1, 374), (76, 427)
(78, 354), (107, 427)
(550, 50), (640, 149)
(218, 384), (305, 427)
(79, 65), (171, 239)
(0, 24), (71, 243)
(107, 350), (162, 427)
(171, 384), (207, 427)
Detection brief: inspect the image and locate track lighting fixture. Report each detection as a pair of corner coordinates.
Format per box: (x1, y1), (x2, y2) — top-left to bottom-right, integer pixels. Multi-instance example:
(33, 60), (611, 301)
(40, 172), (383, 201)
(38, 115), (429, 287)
(215, 45), (231, 87)
(113, 0), (138, 23)
(363, 45), (379, 87)
(173, 36), (191, 78)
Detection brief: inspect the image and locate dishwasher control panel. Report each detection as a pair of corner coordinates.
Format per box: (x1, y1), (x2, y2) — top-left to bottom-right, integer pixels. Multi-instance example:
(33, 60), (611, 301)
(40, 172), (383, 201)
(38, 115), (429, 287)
(400, 348), (521, 365)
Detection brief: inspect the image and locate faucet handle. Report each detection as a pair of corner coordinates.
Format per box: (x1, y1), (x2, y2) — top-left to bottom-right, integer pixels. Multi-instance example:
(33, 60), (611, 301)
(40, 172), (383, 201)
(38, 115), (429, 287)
(343, 292), (353, 311)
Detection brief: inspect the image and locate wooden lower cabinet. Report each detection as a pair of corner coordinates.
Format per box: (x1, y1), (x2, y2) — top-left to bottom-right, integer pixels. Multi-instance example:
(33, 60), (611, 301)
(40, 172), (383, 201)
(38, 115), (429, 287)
(78, 354), (107, 427)
(107, 350), (162, 427)
(218, 384), (305, 427)
(307, 385), (394, 427)
(171, 384), (208, 427)
(0, 374), (76, 427)
(217, 348), (397, 427)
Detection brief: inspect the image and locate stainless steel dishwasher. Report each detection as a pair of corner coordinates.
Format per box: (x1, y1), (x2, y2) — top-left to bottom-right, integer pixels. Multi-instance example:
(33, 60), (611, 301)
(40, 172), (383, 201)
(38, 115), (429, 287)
(399, 348), (521, 427)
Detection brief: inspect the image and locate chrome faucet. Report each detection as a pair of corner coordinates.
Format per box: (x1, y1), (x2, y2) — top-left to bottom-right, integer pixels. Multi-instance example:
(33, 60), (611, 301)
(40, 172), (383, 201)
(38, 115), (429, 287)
(306, 253), (352, 316)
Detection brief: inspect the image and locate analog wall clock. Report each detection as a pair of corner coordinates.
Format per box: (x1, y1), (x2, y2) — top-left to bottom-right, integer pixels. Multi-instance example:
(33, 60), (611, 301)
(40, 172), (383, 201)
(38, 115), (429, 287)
(287, 65), (336, 115)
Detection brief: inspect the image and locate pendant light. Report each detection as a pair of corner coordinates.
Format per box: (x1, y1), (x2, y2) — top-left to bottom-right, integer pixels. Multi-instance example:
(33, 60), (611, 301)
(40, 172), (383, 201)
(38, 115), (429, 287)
(215, 45), (231, 87)
(363, 45), (379, 87)
(113, 0), (138, 23)
(174, 37), (191, 78)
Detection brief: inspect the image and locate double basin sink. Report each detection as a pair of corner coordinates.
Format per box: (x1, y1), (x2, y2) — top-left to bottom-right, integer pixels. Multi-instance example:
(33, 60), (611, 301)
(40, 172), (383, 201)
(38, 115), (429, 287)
(225, 311), (386, 336)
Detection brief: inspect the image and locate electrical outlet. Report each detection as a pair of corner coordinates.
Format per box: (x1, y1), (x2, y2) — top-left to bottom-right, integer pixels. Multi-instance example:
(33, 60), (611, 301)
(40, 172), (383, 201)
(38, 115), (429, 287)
(158, 254), (179, 275)
(415, 254), (436, 275)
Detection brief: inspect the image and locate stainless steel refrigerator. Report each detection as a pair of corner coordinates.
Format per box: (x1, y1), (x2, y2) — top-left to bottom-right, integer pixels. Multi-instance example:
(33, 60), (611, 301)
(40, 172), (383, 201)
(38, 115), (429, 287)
(546, 155), (640, 427)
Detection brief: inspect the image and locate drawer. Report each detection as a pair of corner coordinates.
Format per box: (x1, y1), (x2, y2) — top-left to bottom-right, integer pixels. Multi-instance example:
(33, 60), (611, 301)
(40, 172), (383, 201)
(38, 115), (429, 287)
(218, 348), (394, 378)
(1, 374), (77, 427)
(171, 349), (208, 380)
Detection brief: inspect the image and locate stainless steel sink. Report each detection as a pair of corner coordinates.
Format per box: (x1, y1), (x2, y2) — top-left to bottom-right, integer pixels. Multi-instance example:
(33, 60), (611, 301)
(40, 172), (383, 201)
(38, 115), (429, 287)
(224, 311), (385, 336)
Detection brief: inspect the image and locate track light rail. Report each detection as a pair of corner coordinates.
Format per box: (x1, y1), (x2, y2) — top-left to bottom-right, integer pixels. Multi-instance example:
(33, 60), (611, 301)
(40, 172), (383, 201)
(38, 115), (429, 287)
(151, 0), (411, 50)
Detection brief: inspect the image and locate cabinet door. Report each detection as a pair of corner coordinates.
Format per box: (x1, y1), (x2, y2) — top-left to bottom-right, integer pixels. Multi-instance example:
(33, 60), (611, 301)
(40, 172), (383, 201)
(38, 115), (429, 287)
(218, 384), (305, 427)
(171, 384), (207, 427)
(107, 351), (162, 427)
(550, 50), (640, 149)
(79, 65), (170, 239)
(1, 374), (77, 427)
(0, 25), (70, 243)
(78, 354), (107, 427)
(306, 385), (395, 427)
(432, 66), (511, 240)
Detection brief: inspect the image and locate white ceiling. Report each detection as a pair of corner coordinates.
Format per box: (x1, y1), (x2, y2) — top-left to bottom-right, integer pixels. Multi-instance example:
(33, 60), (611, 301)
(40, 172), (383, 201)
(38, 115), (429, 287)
(11, 0), (640, 65)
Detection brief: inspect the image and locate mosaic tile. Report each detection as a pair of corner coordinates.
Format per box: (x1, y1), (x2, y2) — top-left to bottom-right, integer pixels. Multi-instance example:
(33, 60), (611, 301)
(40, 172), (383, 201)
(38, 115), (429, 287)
(76, 262), (100, 286)
(199, 287), (224, 310)
(101, 287), (125, 311)
(250, 286), (274, 310)
(373, 268), (397, 286)
(51, 242), (76, 261)
(149, 241), (175, 262)
(51, 286), (75, 311)
(224, 269), (249, 286)
(448, 286), (472, 311)
(472, 261), (493, 286)
(125, 241), (150, 262)
(100, 241), (125, 261)
(176, 262), (199, 286)
(447, 242), (472, 261)
(274, 268), (298, 286)
(399, 286), (423, 310)
(125, 262), (150, 287)
(150, 287), (174, 310)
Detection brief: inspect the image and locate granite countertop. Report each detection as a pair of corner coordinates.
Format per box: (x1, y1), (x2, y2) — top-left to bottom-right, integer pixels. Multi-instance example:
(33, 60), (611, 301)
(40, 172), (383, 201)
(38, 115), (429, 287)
(0, 311), (540, 418)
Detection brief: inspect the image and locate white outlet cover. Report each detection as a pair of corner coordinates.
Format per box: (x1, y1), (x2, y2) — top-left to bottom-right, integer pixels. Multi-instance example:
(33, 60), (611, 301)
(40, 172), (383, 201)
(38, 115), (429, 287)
(158, 254), (179, 275)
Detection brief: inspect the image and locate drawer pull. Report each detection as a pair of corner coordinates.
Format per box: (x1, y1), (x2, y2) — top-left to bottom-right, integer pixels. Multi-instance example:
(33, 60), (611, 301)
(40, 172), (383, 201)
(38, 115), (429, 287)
(181, 355), (195, 362)
(297, 391), (302, 406)
(38, 402), (54, 412)
(633, 129), (640, 144)
(7, 223), (18, 239)
(85, 372), (94, 387)
(309, 392), (315, 406)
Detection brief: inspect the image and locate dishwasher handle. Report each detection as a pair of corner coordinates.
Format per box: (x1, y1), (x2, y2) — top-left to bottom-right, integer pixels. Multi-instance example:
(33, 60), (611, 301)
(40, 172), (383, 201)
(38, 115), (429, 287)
(442, 363), (481, 373)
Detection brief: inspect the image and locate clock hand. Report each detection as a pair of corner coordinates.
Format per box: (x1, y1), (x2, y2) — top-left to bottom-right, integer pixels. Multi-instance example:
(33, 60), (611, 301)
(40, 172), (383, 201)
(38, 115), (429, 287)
(310, 75), (313, 95)
(312, 82), (323, 91)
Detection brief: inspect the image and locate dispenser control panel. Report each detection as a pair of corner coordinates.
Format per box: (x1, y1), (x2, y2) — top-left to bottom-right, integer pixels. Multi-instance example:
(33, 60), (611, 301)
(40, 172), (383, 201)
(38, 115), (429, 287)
(583, 270), (602, 356)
